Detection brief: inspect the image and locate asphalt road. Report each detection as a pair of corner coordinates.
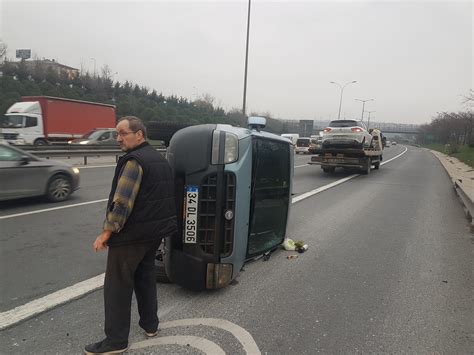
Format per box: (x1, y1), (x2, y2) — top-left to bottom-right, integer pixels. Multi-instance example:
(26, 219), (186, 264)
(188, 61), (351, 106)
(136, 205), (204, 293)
(0, 145), (472, 353)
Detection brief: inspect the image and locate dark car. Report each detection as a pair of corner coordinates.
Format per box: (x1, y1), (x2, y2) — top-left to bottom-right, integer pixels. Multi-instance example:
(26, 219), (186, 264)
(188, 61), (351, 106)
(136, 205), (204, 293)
(0, 143), (80, 202)
(68, 128), (118, 146)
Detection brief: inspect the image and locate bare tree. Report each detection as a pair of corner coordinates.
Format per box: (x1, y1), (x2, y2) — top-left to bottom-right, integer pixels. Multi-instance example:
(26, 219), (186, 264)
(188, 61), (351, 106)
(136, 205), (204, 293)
(101, 64), (112, 81)
(201, 93), (215, 105)
(462, 89), (474, 108)
(0, 40), (8, 63)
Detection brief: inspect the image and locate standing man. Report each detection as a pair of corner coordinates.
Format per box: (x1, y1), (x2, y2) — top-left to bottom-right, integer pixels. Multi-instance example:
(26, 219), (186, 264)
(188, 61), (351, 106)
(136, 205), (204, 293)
(85, 116), (177, 354)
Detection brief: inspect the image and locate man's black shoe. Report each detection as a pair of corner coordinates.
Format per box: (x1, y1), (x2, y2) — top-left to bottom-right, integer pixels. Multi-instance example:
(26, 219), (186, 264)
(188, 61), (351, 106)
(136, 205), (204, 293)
(84, 339), (128, 354)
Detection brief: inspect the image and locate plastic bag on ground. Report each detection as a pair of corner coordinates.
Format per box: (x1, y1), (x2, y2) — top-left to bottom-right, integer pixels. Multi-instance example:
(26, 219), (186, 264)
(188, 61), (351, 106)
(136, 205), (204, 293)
(282, 238), (296, 251)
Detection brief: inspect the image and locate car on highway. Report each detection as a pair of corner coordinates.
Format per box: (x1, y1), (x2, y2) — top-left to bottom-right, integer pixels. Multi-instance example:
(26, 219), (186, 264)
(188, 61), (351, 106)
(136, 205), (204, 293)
(68, 128), (118, 146)
(295, 137), (312, 154)
(0, 143), (80, 202)
(321, 120), (373, 149)
(392, 141), (397, 145)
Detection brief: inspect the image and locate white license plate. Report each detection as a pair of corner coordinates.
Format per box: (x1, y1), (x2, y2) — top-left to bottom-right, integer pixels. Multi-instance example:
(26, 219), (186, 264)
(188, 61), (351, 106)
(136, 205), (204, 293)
(183, 185), (199, 244)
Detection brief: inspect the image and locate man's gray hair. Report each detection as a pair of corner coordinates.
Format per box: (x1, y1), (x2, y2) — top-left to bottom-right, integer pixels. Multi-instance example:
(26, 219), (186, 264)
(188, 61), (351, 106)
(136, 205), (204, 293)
(118, 116), (147, 139)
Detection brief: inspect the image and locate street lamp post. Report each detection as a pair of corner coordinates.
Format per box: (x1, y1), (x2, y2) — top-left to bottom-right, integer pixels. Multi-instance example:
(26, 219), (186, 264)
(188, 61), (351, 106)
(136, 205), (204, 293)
(355, 98), (374, 121)
(330, 80), (357, 120)
(242, 0), (252, 118)
(90, 58), (96, 77)
(366, 110), (375, 130)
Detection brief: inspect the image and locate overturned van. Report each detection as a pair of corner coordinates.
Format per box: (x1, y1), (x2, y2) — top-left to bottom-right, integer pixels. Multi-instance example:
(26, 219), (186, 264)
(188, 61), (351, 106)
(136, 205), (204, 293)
(163, 117), (294, 290)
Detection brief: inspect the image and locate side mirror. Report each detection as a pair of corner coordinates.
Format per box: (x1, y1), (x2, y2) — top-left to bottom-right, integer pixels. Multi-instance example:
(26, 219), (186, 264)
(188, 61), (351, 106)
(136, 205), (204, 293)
(20, 156), (30, 165)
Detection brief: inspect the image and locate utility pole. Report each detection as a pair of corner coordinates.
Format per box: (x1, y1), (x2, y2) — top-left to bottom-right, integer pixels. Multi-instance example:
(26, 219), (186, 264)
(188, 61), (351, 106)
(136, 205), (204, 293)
(242, 0), (252, 118)
(330, 80), (357, 120)
(355, 98), (374, 121)
(90, 57), (96, 77)
(366, 111), (376, 130)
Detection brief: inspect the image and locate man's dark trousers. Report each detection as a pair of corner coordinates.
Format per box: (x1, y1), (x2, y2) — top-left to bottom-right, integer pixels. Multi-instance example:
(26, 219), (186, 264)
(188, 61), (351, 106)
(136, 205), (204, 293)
(103, 239), (161, 346)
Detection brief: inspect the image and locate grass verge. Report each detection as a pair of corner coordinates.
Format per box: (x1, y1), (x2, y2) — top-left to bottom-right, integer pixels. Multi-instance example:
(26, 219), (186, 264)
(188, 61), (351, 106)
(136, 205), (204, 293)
(423, 144), (474, 168)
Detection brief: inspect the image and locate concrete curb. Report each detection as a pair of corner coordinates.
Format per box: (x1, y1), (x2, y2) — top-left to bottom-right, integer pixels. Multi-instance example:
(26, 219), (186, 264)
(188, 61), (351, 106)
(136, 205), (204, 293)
(430, 149), (474, 232)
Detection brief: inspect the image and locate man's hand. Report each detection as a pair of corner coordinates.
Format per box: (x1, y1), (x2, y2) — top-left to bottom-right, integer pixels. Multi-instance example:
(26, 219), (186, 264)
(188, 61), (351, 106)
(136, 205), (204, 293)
(93, 230), (112, 252)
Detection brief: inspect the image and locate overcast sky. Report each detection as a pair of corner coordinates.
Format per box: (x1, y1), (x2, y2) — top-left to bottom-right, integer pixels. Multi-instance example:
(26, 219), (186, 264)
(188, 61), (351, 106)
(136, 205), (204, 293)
(2, 0), (472, 124)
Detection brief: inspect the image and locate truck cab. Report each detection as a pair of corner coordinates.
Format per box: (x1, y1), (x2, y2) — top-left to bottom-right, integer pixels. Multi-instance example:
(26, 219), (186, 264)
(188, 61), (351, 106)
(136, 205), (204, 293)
(1, 101), (44, 145)
(163, 117), (294, 290)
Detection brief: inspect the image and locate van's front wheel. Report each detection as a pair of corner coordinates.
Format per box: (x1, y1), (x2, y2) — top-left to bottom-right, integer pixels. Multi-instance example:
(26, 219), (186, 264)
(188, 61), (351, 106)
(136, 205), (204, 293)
(34, 139), (49, 146)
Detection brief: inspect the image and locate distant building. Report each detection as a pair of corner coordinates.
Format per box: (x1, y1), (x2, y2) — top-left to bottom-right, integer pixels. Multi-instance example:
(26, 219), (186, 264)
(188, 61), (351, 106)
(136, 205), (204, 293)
(6, 59), (79, 80)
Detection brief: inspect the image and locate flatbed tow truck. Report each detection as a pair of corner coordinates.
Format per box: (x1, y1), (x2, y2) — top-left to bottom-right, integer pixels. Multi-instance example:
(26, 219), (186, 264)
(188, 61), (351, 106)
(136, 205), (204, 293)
(308, 130), (384, 175)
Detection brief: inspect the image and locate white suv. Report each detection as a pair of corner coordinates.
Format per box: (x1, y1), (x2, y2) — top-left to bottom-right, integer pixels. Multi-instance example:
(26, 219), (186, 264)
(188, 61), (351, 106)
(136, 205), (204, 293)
(321, 120), (373, 149)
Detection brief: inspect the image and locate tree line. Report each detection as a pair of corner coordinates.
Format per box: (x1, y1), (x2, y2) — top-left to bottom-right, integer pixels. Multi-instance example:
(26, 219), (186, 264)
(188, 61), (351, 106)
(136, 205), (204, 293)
(418, 91), (473, 148)
(0, 60), (249, 125)
(0, 59), (291, 134)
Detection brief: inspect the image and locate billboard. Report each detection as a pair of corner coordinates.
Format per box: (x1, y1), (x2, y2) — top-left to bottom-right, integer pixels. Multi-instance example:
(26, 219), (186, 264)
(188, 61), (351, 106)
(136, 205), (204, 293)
(16, 49), (31, 60)
(299, 120), (314, 137)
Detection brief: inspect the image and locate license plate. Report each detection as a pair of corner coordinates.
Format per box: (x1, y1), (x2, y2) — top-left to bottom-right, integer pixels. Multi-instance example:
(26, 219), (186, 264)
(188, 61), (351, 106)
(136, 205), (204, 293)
(183, 185), (199, 244)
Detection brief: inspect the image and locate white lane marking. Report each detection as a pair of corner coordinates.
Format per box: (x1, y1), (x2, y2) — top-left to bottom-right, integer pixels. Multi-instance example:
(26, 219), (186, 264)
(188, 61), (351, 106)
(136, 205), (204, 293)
(0, 147), (410, 329)
(0, 199), (108, 220)
(292, 146), (408, 204)
(381, 146), (408, 166)
(0, 273), (105, 331)
(0, 156), (322, 220)
(131, 336), (225, 355)
(161, 318), (261, 355)
(292, 174), (359, 203)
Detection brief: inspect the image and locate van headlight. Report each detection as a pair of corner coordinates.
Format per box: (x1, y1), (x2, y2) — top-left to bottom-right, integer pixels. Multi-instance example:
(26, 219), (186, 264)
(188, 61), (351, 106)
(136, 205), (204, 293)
(72, 168), (80, 174)
(211, 130), (238, 164)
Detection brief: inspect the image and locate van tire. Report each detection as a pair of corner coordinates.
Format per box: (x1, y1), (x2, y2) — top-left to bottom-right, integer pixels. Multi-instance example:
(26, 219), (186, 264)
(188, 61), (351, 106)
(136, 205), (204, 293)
(34, 139), (48, 146)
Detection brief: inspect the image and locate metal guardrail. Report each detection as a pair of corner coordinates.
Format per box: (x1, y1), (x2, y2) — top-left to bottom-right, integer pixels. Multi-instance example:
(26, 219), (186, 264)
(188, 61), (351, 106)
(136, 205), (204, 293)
(25, 146), (167, 165)
(17, 144), (165, 151)
(454, 180), (474, 232)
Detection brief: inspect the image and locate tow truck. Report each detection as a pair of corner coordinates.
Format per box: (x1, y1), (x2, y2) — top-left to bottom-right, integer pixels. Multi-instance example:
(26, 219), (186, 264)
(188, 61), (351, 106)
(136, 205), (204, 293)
(308, 130), (384, 175)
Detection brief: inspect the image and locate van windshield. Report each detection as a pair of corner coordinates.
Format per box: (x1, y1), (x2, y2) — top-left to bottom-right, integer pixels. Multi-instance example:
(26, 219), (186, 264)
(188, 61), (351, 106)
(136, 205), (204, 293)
(247, 138), (290, 257)
(0, 115), (24, 128)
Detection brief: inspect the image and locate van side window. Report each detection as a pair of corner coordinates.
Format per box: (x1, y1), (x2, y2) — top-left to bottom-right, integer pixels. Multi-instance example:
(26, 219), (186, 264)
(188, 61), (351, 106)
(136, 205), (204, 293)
(25, 117), (38, 128)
